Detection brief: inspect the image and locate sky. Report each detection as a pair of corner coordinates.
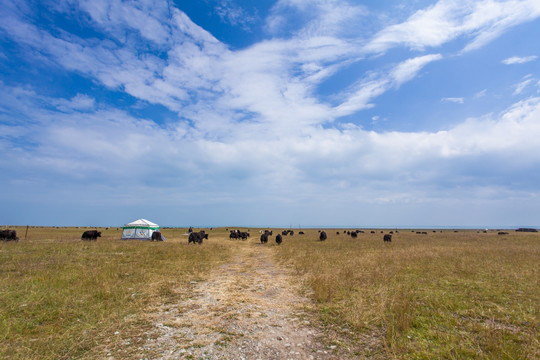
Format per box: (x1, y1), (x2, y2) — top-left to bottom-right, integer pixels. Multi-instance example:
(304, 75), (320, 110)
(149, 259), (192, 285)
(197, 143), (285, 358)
(1, 0), (540, 228)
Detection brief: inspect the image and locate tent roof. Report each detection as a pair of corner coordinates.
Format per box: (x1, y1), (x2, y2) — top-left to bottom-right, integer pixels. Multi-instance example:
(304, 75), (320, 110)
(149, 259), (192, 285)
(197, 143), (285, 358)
(124, 218), (159, 227)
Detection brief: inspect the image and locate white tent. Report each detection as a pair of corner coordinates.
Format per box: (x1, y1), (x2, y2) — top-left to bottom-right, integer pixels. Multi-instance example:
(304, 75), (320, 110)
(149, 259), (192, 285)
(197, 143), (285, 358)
(121, 219), (161, 240)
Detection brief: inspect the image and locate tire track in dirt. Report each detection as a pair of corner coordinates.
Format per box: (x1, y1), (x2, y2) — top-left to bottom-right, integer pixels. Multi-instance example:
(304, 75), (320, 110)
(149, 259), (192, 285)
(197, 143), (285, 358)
(142, 242), (340, 359)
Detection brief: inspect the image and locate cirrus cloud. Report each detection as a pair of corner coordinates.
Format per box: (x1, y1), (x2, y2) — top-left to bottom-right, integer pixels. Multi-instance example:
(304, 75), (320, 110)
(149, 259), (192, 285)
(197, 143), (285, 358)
(502, 55), (537, 64)
(364, 0), (540, 54)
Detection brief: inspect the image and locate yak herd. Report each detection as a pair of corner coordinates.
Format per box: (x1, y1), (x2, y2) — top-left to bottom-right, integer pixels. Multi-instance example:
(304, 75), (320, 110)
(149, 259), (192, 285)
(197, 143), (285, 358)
(254, 228), (392, 244)
(4, 226), (533, 245)
(229, 229), (250, 240)
(0, 226), (430, 245)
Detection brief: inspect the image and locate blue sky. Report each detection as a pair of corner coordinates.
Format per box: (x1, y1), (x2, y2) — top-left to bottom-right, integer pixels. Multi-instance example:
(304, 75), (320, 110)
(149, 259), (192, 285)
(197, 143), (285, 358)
(1, 0), (540, 228)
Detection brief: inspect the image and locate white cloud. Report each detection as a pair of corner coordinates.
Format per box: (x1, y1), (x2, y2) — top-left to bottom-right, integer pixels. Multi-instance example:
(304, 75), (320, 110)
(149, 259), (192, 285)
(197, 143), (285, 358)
(513, 74), (536, 95)
(441, 97), (464, 104)
(0, 2), (230, 115)
(474, 89), (487, 98)
(54, 94), (96, 112)
(334, 77), (387, 116)
(0, 0), (364, 136)
(3, 0), (531, 137)
(265, 0), (368, 38)
(390, 54), (442, 86)
(3, 82), (540, 226)
(78, 0), (172, 45)
(445, 97), (540, 156)
(7, 80), (540, 189)
(215, 0), (258, 30)
(335, 54), (442, 116)
(364, 0), (540, 54)
(514, 79), (532, 95)
(502, 55), (538, 64)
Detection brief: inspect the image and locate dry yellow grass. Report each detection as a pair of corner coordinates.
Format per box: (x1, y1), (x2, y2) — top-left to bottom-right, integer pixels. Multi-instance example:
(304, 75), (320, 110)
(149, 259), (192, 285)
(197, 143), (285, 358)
(274, 229), (540, 359)
(1, 227), (538, 359)
(0, 226), (233, 359)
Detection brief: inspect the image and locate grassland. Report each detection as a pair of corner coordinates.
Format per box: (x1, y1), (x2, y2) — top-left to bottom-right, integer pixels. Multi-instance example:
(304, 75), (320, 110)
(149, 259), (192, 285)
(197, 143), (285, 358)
(274, 229), (539, 359)
(1, 226), (538, 359)
(0, 226), (233, 359)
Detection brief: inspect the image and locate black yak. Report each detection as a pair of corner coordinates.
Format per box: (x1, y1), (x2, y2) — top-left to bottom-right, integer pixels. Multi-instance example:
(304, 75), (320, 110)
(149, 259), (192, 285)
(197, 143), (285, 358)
(81, 230), (101, 241)
(151, 231), (165, 241)
(0, 229), (18, 242)
(189, 231), (207, 244)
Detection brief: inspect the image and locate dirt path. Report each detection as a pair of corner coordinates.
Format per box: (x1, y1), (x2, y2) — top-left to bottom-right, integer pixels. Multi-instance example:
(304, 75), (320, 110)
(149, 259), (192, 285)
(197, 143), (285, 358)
(141, 242), (341, 359)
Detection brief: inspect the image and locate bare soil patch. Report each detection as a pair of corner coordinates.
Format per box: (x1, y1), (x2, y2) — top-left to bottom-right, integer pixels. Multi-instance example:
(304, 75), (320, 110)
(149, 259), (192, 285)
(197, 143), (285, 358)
(142, 242), (341, 359)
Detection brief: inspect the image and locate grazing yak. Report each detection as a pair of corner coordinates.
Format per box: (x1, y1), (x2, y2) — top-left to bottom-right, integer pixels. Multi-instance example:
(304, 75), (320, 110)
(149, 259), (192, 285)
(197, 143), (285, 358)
(383, 234), (392, 242)
(189, 231), (207, 244)
(151, 231), (165, 241)
(276, 234), (283, 245)
(81, 230), (101, 241)
(229, 230), (249, 240)
(350, 231), (358, 238)
(298, 231), (305, 235)
(260, 233), (269, 244)
(0, 229), (19, 242)
(319, 231), (327, 241)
